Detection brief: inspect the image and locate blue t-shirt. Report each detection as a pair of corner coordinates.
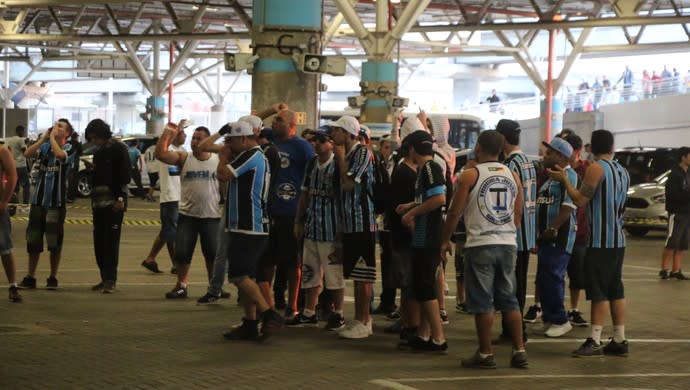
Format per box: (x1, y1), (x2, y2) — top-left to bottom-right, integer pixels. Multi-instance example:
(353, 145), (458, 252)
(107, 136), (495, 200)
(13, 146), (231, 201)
(267, 132), (316, 217)
(31, 142), (75, 208)
(128, 146), (141, 169)
(536, 167), (578, 254)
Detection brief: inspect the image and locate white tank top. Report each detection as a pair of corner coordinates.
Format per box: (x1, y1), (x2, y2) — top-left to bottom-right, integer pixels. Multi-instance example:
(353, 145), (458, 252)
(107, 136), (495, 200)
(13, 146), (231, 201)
(158, 145), (184, 203)
(464, 162), (518, 248)
(179, 153), (220, 219)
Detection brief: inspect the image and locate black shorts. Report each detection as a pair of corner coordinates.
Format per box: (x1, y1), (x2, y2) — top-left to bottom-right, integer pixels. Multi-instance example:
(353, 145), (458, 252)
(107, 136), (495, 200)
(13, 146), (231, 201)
(258, 215), (300, 273)
(148, 172), (159, 188)
(584, 247), (625, 302)
(26, 205), (66, 253)
(342, 232), (376, 282)
(411, 247), (441, 302)
(665, 213), (690, 251)
(227, 232), (268, 283)
(568, 243), (587, 290)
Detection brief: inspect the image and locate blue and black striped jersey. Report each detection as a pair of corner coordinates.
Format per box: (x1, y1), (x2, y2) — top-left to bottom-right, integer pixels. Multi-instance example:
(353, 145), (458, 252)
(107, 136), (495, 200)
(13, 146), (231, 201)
(589, 159), (630, 248)
(504, 151), (537, 251)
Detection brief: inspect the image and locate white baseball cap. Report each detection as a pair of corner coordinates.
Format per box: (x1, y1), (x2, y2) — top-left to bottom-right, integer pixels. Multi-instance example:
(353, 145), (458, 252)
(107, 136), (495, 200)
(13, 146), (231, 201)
(238, 115), (263, 130)
(225, 121), (253, 137)
(328, 115), (360, 136)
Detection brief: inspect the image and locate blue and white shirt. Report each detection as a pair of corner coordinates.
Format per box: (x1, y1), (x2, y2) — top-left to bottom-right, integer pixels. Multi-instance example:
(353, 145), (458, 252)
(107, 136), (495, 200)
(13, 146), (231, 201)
(301, 155), (338, 242)
(31, 142), (75, 208)
(536, 166), (578, 254)
(270, 136), (315, 218)
(504, 151), (537, 251)
(226, 146), (270, 235)
(339, 143), (376, 234)
(589, 159), (630, 249)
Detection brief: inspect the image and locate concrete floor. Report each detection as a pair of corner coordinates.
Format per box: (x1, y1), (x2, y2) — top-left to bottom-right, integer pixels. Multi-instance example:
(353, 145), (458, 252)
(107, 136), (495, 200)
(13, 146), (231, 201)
(2, 197), (690, 389)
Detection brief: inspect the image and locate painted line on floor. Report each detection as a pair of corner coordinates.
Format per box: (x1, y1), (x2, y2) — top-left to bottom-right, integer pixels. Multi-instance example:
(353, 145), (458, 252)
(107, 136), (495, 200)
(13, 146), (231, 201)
(370, 373), (690, 389)
(523, 338), (690, 344)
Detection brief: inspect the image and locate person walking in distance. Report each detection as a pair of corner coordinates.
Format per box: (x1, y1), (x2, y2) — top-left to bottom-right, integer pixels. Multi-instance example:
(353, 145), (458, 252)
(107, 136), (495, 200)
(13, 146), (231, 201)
(140, 125), (187, 274)
(5, 125), (30, 205)
(85, 119), (131, 293)
(127, 139), (145, 199)
(658, 147), (690, 280)
(1, 144), (23, 302)
(18, 119), (76, 290)
(441, 130), (527, 369)
(143, 137), (159, 202)
(548, 129), (631, 357)
(156, 124), (221, 299)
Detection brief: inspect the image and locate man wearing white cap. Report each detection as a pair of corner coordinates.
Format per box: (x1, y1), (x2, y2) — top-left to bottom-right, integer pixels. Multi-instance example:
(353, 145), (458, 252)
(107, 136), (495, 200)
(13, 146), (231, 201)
(329, 115), (377, 339)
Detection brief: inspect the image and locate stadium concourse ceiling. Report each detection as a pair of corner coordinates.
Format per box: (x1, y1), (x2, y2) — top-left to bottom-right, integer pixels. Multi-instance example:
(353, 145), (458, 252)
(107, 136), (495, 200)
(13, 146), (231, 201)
(1, 0), (690, 95)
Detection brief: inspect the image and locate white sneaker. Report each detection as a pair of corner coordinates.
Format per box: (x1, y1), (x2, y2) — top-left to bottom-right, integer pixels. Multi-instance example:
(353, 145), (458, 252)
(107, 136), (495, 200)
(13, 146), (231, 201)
(339, 320), (370, 339)
(542, 322), (552, 333)
(545, 321), (573, 338)
(366, 319), (373, 335)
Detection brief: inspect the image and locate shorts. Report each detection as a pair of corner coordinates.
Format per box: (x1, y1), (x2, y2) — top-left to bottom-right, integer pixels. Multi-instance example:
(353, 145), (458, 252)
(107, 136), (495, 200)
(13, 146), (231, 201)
(411, 247), (441, 302)
(389, 240), (413, 289)
(258, 215), (300, 274)
(227, 232), (268, 283)
(26, 205), (66, 253)
(159, 201), (179, 244)
(464, 245), (519, 314)
(584, 247), (625, 302)
(0, 210), (12, 255)
(665, 213), (690, 251)
(148, 172), (159, 188)
(174, 214), (219, 265)
(301, 239), (345, 290)
(568, 243), (587, 290)
(342, 232), (376, 282)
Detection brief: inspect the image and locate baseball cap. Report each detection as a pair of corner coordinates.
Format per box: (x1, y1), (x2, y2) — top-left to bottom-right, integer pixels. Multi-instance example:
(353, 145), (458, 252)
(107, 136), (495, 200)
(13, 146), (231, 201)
(359, 124), (371, 141)
(238, 115), (263, 130)
(495, 119), (521, 145)
(542, 137), (574, 159)
(225, 121), (253, 137)
(328, 115), (360, 136)
(406, 130), (434, 156)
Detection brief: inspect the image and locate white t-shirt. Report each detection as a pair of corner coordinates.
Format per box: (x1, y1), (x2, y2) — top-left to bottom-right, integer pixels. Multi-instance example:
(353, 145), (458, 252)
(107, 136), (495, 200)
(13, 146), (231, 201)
(179, 153), (220, 219)
(144, 145), (159, 174)
(4, 136), (27, 168)
(464, 162), (518, 248)
(158, 144), (184, 203)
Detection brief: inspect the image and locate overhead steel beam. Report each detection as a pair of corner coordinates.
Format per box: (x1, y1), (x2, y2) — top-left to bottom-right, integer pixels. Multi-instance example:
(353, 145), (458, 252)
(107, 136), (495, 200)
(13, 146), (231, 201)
(383, 0), (432, 54)
(0, 0), (155, 5)
(494, 30), (545, 94)
(553, 28), (592, 94)
(582, 41), (690, 53)
(173, 60), (223, 90)
(409, 15), (690, 33)
(0, 32), (250, 43)
(332, 0), (374, 55)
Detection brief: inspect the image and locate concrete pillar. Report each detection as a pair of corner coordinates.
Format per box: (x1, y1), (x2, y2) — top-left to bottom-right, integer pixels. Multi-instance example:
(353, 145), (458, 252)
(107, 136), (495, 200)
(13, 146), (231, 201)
(359, 60), (397, 138)
(145, 96), (166, 135)
(251, 0), (322, 131)
(453, 78), (481, 110)
(540, 98), (565, 140)
(210, 104), (226, 131)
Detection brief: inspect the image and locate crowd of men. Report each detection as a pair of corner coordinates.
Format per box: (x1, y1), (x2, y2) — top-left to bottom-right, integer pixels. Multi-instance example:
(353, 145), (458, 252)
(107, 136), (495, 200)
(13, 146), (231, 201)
(3, 104), (690, 369)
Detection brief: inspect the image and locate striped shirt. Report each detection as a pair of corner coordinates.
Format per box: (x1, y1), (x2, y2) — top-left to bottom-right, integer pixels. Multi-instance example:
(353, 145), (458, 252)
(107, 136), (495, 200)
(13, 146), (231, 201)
(536, 167), (578, 254)
(31, 142), (75, 208)
(504, 151), (537, 251)
(412, 159), (446, 249)
(225, 146), (270, 235)
(339, 143), (376, 234)
(589, 159), (630, 248)
(301, 155), (338, 242)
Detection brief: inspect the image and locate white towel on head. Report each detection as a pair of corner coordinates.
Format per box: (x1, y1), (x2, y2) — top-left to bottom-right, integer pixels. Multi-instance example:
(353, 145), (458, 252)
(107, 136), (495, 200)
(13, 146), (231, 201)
(400, 116), (425, 141)
(428, 114), (450, 145)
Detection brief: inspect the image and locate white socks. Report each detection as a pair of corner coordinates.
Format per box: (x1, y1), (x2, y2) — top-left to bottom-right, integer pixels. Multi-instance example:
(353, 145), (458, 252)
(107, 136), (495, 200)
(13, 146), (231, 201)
(613, 325), (626, 343)
(591, 325), (603, 344)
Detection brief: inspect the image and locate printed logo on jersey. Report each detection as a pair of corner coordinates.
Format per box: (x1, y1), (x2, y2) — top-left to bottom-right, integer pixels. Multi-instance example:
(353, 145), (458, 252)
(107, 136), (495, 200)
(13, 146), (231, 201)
(477, 175), (517, 225)
(276, 182), (297, 200)
(280, 153), (290, 169)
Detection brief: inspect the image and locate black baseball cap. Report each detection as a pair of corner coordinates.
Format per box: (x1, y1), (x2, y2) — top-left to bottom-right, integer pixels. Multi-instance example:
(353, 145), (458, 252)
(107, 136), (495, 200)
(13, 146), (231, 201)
(495, 119), (521, 145)
(406, 130), (434, 156)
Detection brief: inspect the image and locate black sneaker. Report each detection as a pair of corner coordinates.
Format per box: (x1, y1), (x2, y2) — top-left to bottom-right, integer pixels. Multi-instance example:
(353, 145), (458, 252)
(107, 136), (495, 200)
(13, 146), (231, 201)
(170, 267), (177, 275)
(384, 319), (403, 334)
(572, 338), (603, 357)
(408, 336), (448, 354)
(523, 304), (542, 323)
(670, 270), (689, 280)
(165, 286), (188, 299)
(91, 281), (104, 291)
(510, 350), (529, 368)
(372, 304), (397, 315)
(603, 338), (629, 356)
(659, 269), (670, 280)
(9, 286), (22, 303)
(141, 260), (162, 274)
(456, 302), (469, 314)
(284, 307), (297, 320)
(220, 290), (231, 299)
(386, 309), (401, 321)
(440, 309), (449, 325)
(325, 312), (345, 331)
(18, 275), (36, 289)
(461, 351), (497, 369)
(285, 312), (318, 327)
(197, 293), (220, 305)
(46, 276), (58, 290)
(102, 280), (116, 294)
(223, 319), (259, 341)
(260, 309), (285, 336)
(569, 310), (589, 327)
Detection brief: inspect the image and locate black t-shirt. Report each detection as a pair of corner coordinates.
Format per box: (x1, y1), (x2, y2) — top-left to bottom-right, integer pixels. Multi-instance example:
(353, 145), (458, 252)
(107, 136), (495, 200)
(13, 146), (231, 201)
(386, 160), (417, 244)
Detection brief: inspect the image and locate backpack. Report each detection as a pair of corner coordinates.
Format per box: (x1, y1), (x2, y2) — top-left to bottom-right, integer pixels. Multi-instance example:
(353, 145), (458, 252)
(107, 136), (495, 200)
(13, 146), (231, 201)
(369, 150), (391, 215)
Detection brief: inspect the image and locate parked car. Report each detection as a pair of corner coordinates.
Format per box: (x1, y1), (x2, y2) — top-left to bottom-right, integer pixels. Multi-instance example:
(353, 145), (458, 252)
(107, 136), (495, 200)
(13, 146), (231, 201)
(614, 147), (679, 186)
(623, 170), (670, 237)
(77, 135), (157, 197)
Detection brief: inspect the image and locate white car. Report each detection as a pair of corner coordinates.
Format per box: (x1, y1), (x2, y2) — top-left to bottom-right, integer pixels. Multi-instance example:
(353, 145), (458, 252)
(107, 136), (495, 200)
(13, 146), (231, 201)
(623, 170), (670, 237)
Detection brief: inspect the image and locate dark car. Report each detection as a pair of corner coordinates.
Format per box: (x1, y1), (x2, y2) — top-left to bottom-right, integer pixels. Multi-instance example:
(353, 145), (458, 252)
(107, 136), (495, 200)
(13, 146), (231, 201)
(77, 135), (157, 197)
(614, 147), (679, 186)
